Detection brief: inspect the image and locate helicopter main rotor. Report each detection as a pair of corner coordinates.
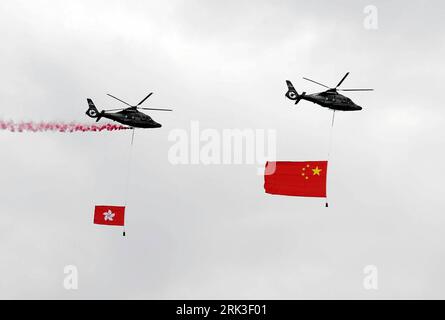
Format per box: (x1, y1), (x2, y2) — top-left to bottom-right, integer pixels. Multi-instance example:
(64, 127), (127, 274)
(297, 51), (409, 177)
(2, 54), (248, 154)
(104, 93), (173, 112)
(302, 72), (373, 92)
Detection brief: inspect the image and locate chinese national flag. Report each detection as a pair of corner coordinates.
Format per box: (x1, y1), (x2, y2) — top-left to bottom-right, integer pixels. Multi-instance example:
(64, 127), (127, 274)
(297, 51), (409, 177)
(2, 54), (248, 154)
(264, 161), (328, 197)
(93, 205), (125, 226)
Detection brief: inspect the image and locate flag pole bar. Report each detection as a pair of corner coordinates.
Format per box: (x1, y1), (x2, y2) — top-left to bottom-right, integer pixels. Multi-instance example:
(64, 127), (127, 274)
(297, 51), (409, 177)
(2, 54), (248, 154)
(122, 128), (136, 236)
(326, 110), (336, 207)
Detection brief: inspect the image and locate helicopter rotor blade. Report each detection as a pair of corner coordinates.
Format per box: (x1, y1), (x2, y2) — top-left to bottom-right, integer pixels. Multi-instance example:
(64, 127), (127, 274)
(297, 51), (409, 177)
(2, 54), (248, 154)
(302, 77), (330, 89)
(136, 92), (153, 106)
(102, 108), (126, 112)
(138, 107), (173, 111)
(106, 94), (132, 107)
(338, 88), (374, 91)
(335, 72), (350, 88)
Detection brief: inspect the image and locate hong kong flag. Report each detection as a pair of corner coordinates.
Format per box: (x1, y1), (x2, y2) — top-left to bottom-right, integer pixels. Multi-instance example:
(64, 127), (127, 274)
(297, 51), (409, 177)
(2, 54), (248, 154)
(93, 205), (125, 226)
(264, 161), (328, 197)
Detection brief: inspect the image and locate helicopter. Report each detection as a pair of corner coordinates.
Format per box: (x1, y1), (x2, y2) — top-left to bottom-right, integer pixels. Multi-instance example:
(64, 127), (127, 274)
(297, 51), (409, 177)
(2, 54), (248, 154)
(285, 72), (373, 111)
(85, 92), (172, 128)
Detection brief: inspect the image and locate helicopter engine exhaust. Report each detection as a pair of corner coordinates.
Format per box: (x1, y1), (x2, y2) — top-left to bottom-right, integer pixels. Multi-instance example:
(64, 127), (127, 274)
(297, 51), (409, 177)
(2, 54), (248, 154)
(0, 120), (130, 132)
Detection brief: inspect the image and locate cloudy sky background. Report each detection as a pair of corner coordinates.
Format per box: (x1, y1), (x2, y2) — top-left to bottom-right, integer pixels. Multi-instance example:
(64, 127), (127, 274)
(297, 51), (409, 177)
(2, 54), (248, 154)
(0, 0), (444, 299)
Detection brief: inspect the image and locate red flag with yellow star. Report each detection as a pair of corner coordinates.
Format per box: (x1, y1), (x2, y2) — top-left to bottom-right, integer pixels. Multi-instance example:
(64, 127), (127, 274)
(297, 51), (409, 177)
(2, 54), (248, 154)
(264, 161), (328, 197)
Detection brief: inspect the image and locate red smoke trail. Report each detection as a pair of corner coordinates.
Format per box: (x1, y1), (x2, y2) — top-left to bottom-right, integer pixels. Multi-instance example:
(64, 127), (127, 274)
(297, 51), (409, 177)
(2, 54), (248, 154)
(0, 121), (130, 133)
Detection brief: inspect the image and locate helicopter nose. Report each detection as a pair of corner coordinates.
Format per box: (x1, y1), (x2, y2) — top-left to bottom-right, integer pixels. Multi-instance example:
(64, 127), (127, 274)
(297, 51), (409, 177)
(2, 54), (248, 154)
(356, 105), (362, 110)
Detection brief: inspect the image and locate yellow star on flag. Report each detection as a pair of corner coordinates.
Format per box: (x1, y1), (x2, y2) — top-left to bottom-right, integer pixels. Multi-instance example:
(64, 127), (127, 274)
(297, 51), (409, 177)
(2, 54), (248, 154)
(312, 166), (322, 176)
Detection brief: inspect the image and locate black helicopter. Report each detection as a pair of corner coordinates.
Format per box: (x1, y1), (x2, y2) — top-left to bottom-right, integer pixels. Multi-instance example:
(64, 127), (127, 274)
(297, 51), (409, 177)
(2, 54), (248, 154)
(86, 93), (172, 128)
(285, 72), (373, 111)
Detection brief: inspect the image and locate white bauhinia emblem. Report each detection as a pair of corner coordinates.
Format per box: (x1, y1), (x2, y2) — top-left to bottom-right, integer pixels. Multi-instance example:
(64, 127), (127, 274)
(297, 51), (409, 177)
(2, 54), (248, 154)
(103, 209), (115, 221)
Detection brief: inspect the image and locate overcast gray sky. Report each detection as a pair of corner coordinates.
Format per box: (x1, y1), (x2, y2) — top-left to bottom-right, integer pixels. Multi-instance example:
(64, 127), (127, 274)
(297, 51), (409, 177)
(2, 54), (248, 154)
(0, 0), (444, 299)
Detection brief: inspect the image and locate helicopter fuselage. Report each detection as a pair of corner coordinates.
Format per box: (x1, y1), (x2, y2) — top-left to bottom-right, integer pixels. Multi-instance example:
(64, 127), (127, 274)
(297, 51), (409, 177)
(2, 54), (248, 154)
(86, 94), (171, 129)
(100, 108), (162, 128)
(300, 90), (362, 111)
(285, 74), (372, 111)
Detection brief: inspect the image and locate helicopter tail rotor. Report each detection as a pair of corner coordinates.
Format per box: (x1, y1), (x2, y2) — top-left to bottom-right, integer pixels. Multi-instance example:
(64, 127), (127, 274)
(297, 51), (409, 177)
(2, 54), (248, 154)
(285, 80), (299, 100)
(86, 99), (101, 118)
(285, 81), (307, 105)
